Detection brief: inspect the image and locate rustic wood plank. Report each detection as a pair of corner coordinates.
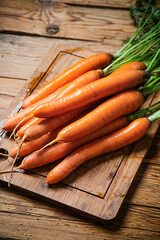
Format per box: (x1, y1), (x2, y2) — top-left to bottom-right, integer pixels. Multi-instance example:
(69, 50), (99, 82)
(0, 77), (26, 115)
(0, 161), (159, 209)
(0, 34), (121, 80)
(0, 204), (159, 240)
(0, 160), (159, 235)
(0, 34), (53, 79)
(0, 0), (136, 42)
(0, 95), (15, 116)
(125, 162), (160, 207)
(51, 0), (136, 8)
(0, 77), (26, 96)
(145, 128), (160, 164)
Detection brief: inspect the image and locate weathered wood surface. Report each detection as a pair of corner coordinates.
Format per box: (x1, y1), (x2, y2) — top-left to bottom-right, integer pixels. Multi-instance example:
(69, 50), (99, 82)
(0, 0), (160, 239)
(45, 0), (136, 8)
(0, 0), (136, 43)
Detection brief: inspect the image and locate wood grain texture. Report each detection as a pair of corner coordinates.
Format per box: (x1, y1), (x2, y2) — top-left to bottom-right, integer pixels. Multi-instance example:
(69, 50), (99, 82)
(49, 0), (136, 8)
(0, 34), (120, 79)
(0, 193), (159, 240)
(0, 164), (159, 209)
(0, 0), (136, 42)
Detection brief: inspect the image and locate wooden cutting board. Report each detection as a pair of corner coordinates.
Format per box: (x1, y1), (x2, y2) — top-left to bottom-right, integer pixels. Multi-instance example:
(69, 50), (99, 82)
(0, 43), (159, 223)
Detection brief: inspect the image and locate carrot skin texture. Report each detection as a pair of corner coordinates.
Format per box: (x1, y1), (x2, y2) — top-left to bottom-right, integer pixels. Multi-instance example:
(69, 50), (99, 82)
(3, 95), (52, 132)
(46, 118), (151, 184)
(21, 102), (96, 141)
(17, 117), (44, 139)
(3, 61), (145, 132)
(3, 69), (103, 132)
(20, 116), (129, 169)
(52, 69), (104, 100)
(3, 107), (34, 132)
(22, 53), (112, 108)
(9, 131), (57, 158)
(56, 89), (144, 142)
(16, 70), (103, 139)
(34, 70), (145, 118)
(112, 62), (147, 74)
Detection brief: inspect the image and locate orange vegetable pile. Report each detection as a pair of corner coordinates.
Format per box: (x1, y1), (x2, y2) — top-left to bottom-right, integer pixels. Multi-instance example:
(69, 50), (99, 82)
(1, 53), (160, 185)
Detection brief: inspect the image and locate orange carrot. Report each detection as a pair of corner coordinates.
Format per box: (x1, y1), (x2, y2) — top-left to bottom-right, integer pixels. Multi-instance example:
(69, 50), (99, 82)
(46, 118), (151, 184)
(16, 117), (44, 139)
(18, 103), (94, 140)
(34, 70), (145, 118)
(3, 61), (146, 132)
(10, 130), (58, 158)
(3, 69), (103, 132)
(19, 116), (129, 169)
(8, 102), (100, 179)
(112, 61), (147, 74)
(16, 62), (146, 139)
(22, 53), (112, 108)
(49, 69), (104, 100)
(41, 89), (144, 147)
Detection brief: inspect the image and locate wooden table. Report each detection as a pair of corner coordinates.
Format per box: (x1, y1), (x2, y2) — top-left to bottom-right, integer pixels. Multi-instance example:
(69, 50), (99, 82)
(0, 1), (160, 239)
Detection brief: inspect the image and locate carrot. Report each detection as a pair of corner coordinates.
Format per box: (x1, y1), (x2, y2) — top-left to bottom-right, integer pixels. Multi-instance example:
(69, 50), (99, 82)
(40, 89), (144, 149)
(16, 62), (146, 138)
(16, 117), (43, 139)
(11, 99), (160, 161)
(8, 102), (98, 176)
(18, 116), (128, 169)
(33, 70), (145, 118)
(3, 69), (104, 132)
(9, 128), (61, 159)
(22, 53), (112, 108)
(2, 105), (160, 186)
(11, 116), (128, 162)
(49, 69), (104, 100)
(3, 61), (146, 132)
(17, 103), (94, 140)
(10, 100), (160, 160)
(112, 61), (147, 73)
(46, 117), (151, 184)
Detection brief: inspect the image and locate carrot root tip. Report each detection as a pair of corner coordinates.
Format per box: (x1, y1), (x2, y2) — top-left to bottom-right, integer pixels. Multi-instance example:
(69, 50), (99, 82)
(0, 166), (21, 174)
(38, 138), (59, 152)
(8, 135), (26, 184)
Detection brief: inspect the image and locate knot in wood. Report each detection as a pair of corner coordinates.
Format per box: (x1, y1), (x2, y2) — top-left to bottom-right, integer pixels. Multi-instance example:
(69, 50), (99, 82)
(46, 25), (59, 35)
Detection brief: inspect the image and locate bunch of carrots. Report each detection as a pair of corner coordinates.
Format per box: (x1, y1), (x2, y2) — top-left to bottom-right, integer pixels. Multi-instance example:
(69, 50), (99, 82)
(1, 2), (160, 185)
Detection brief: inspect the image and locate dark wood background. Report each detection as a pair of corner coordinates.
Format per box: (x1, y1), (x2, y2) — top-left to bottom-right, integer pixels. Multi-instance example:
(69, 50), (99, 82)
(0, 0), (160, 239)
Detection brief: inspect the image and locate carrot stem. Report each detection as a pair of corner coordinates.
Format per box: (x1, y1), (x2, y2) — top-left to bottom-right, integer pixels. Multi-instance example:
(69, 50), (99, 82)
(148, 109), (160, 122)
(147, 49), (160, 72)
(142, 81), (160, 97)
(103, 18), (160, 75)
(129, 101), (160, 121)
(145, 77), (160, 88)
